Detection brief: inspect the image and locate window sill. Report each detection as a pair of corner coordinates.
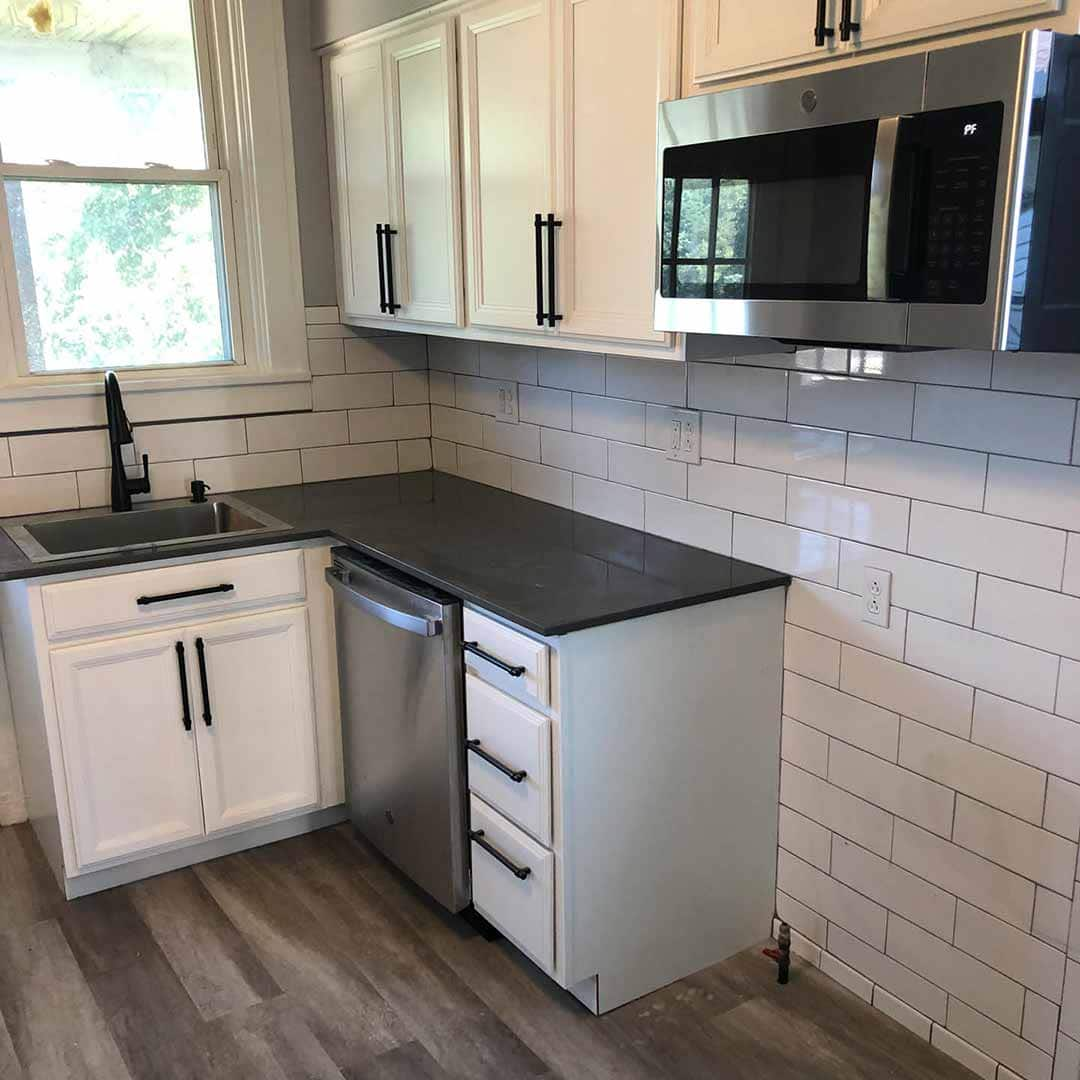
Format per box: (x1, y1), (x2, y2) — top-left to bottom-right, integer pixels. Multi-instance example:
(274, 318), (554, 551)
(0, 368), (311, 399)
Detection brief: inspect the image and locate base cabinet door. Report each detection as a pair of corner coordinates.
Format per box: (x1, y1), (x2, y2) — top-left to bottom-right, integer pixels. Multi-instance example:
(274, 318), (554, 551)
(51, 630), (205, 869)
(188, 608), (320, 835)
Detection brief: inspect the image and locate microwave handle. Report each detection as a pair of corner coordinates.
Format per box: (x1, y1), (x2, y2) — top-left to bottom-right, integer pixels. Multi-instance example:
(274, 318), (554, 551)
(867, 116), (902, 301)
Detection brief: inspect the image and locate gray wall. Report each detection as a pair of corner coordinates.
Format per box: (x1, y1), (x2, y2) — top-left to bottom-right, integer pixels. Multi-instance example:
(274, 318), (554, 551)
(310, 0), (441, 48)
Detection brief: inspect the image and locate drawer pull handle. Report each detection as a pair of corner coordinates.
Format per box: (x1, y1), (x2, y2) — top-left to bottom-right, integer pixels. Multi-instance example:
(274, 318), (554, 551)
(466, 738), (527, 783)
(463, 641), (526, 678)
(175, 641), (192, 732)
(470, 829), (531, 880)
(195, 636), (212, 727)
(137, 583), (234, 606)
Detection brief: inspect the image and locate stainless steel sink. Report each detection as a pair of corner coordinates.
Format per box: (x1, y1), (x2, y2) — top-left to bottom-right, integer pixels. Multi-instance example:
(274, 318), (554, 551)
(4, 495), (291, 563)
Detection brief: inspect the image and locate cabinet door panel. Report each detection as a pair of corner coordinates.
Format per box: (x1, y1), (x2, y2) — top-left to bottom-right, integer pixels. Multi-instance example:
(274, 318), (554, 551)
(385, 19), (463, 325)
(854, 0), (1061, 52)
(691, 0), (838, 85)
(559, 0), (673, 344)
(191, 608), (319, 835)
(326, 45), (391, 320)
(460, 0), (556, 330)
(51, 631), (204, 869)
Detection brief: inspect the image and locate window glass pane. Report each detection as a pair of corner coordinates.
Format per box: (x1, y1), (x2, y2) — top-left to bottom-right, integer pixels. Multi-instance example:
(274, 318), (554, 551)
(715, 179), (749, 260)
(676, 178), (712, 259)
(6, 179), (230, 372)
(0, 1), (205, 167)
(674, 264), (707, 298)
(662, 177), (675, 260)
(715, 264), (745, 299)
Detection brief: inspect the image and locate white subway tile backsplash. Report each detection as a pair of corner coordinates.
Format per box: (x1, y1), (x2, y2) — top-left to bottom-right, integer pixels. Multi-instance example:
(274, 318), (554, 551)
(735, 418), (845, 481)
(946, 998), (1052, 1080)
(571, 475), (644, 529)
(10, 429), (109, 475)
(1056, 1032), (1080, 1080)
(840, 646), (973, 738)
(740, 346), (848, 373)
(77, 460), (195, 509)
(954, 902), (1066, 1003)
(783, 671), (900, 760)
(788, 374), (914, 439)
(850, 349), (992, 388)
(872, 987), (932, 1041)
(831, 836), (956, 941)
(914, 386), (1075, 462)
(931, 1025), (996, 1080)
(246, 412), (349, 452)
(393, 370), (429, 406)
(644, 493), (732, 555)
(899, 718), (1046, 824)
(349, 405), (431, 444)
(905, 614), (1059, 713)
(1056, 660), (1080, 723)
(1023, 991), (1060, 1055)
(892, 820), (1035, 930)
(429, 369), (455, 407)
(777, 849), (887, 949)
(520, 385), (572, 430)
(780, 762), (894, 857)
(820, 952), (873, 1002)
(431, 439), (457, 474)
(846, 435), (987, 510)
(909, 503), (1065, 590)
(455, 374), (499, 415)
(688, 363), (788, 420)
(972, 691), (1080, 787)
(837, 541), (977, 626)
(457, 446), (512, 490)
(477, 342), (537, 384)
(196, 450), (301, 493)
(781, 714), (829, 777)
(299, 443), (397, 484)
(1044, 778), (1080, 841)
(953, 796), (1077, 897)
(398, 440), (432, 472)
(572, 393), (644, 444)
(312, 373), (394, 411)
(431, 406), (483, 448)
(307, 338), (345, 375)
(776, 889), (828, 946)
(609, 442), (687, 497)
(481, 417), (540, 462)
(785, 625), (840, 686)
(540, 427), (607, 479)
(976, 577), (1080, 661)
(778, 805), (831, 871)
(510, 460), (572, 509)
(888, 915), (1025, 1031)
(1063, 963), (1080, 1042)
(787, 477), (910, 551)
(732, 515), (839, 586)
(427, 337), (479, 375)
(606, 355), (686, 406)
(538, 348), (605, 394)
(986, 456), (1080, 532)
(1033, 888), (1071, 953)
(1064, 535), (1080, 596)
(136, 419), (247, 464)
(829, 925), (947, 1024)
(344, 334), (427, 373)
(787, 578), (907, 660)
(687, 459), (787, 520)
(992, 352), (1080, 398)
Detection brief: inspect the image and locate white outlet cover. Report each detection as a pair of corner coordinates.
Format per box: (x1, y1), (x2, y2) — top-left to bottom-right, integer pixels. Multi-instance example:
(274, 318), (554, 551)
(666, 408), (701, 464)
(494, 381), (518, 423)
(862, 566), (892, 628)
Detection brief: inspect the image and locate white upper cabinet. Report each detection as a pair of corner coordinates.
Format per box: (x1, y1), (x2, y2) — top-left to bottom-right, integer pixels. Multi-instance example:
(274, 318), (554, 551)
(557, 0), (678, 344)
(687, 0), (1062, 87)
(190, 608), (320, 836)
(383, 18), (464, 325)
(51, 629), (205, 869)
(459, 0), (557, 331)
(325, 45), (391, 320)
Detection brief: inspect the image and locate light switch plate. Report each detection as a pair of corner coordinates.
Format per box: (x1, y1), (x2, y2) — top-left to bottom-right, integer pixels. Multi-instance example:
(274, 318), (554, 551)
(666, 408), (701, 464)
(494, 381), (518, 423)
(862, 566), (892, 628)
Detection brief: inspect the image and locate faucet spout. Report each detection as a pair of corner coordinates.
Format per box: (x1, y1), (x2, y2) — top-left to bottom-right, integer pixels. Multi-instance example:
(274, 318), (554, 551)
(104, 371), (151, 512)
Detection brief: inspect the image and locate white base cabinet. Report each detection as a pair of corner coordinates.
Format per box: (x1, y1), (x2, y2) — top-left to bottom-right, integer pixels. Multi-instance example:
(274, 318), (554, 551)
(1, 544), (344, 897)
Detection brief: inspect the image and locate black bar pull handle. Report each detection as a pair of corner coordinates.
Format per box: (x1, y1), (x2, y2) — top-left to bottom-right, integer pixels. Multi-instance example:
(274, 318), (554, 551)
(814, 0), (834, 45)
(467, 738), (527, 783)
(383, 224), (401, 313)
(176, 641), (192, 732)
(137, 583), (234, 606)
(839, 0), (859, 40)
(463, 641), (526, 678)
(195, 636), (212, 727)
(534, 212), (544, 326)
(470, 829), (531, 880)
(546, 212), (563, 328)
(375, 223), (388, 313)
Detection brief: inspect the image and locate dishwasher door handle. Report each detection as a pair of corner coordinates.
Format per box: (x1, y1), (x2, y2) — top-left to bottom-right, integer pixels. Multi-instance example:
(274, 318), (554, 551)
(325, 566), (443, 637)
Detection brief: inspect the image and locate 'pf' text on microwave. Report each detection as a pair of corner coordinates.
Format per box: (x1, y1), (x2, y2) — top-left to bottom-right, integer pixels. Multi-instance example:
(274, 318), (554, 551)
(655, 31), (1080, 351)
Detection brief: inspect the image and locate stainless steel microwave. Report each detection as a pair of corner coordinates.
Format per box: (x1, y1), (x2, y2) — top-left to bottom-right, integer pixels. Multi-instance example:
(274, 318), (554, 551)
(654, 31), (1080, 351)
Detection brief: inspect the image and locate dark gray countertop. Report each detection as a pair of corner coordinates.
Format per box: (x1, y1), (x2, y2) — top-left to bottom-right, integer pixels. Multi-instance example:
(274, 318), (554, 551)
(0, 472), (789, 636)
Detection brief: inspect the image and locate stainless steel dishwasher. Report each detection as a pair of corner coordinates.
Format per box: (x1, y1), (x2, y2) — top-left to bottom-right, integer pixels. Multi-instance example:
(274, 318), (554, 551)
(325, 548), (470, 912)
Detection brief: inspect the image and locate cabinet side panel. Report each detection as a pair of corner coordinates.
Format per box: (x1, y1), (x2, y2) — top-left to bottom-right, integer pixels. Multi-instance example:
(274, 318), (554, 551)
(305, 546), (345, 807)
(560, 587), (785, 1006)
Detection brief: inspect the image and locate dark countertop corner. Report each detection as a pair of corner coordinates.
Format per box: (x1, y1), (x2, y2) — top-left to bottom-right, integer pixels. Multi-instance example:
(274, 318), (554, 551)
(0, 471), (790, 637)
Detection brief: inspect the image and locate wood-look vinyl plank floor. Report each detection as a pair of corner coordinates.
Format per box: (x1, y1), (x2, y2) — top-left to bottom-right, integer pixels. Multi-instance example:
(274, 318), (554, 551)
(0, 822), (977, 1080)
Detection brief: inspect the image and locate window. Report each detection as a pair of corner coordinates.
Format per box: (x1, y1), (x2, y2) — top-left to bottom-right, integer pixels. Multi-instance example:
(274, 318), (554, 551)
(0, 0), (238, 374)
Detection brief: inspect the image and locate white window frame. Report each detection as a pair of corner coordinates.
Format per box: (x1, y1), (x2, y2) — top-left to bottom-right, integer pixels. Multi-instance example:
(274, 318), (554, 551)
(0, 0), (308, 428)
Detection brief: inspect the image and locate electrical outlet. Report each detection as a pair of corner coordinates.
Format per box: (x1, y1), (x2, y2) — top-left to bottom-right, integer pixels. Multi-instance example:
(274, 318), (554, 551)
(666, 408), (701, 463)
(494, 381), (518, 423)
(862, 566), (892, 628)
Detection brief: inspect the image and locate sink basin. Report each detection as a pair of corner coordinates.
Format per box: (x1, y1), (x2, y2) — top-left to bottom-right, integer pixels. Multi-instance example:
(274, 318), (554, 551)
(4, 496), (291, 563)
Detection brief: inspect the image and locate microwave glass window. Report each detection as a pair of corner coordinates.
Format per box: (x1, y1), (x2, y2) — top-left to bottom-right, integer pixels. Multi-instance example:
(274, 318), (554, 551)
(660, 119), (878, 301)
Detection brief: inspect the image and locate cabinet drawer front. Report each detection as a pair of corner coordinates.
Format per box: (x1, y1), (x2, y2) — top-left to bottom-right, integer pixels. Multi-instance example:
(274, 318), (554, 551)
(43, 549), (306, 640)
(469, 794), (554, 973)
(466, 675), (551, 845)
(463, 608), (550, 709)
